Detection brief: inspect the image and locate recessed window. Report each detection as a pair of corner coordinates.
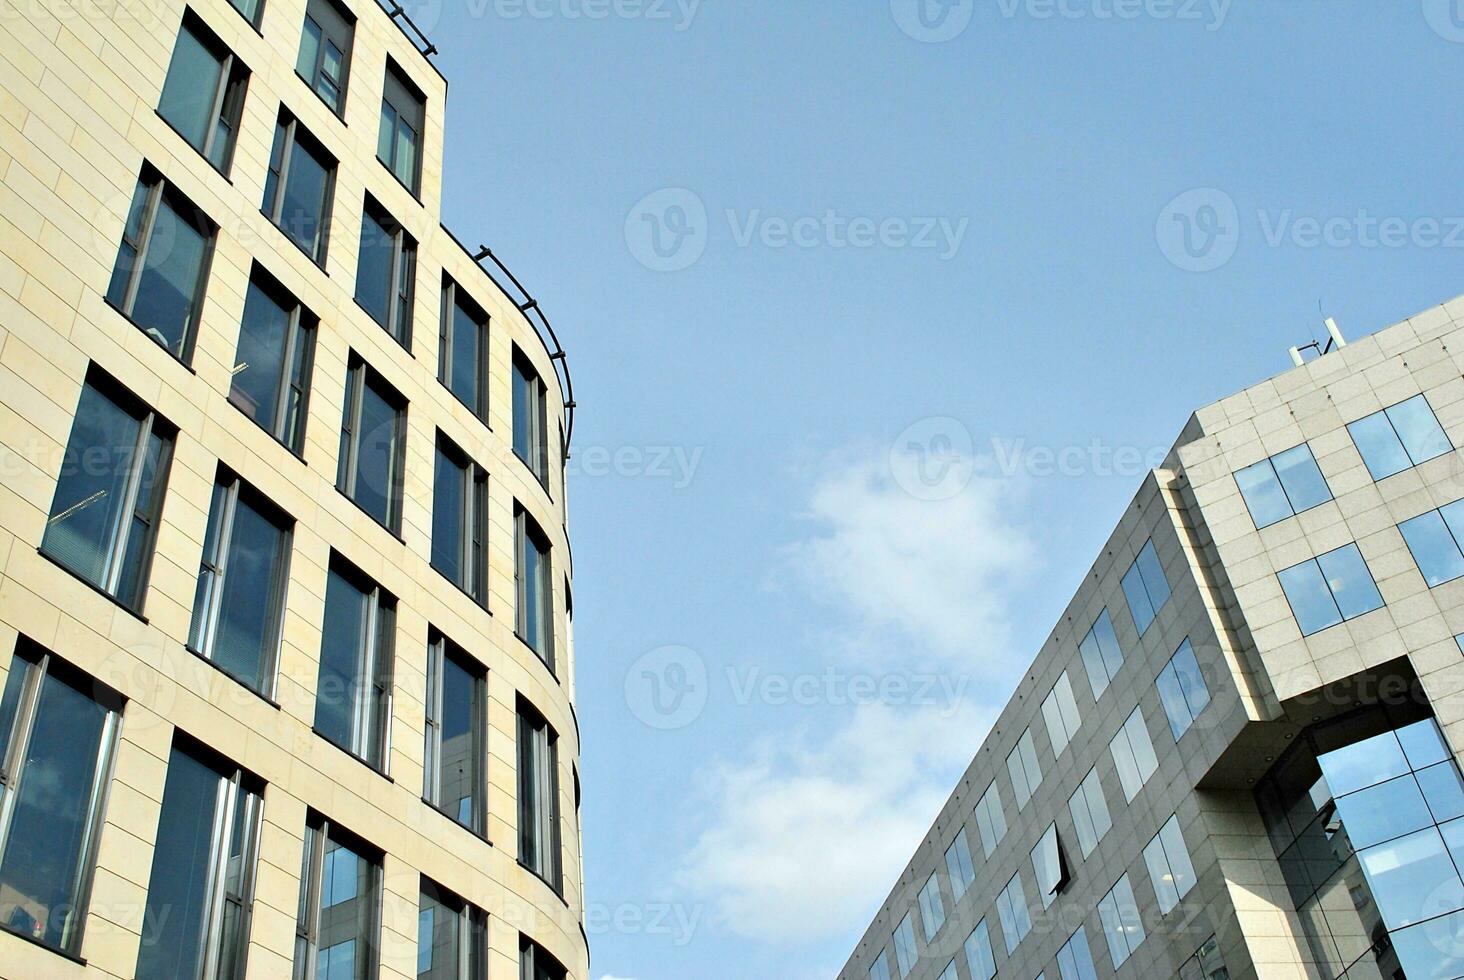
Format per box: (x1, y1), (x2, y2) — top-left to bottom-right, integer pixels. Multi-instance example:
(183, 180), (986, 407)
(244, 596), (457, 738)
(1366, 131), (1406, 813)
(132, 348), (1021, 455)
(158, 12), (249, 173)
(1006, 727), (1043, 810)
(867, 948), (892, 980)
(296, 0), (353, 114)
(1096, 873), (1146, 969)
(892, 913), (917, 978)
(432, 437), (488, 605)
(520, 936), (567, 980)
(187, 471), (293, 697)
(42, 371), (175, 611)
(1031, 823), (1070, 908)
(917, 872), (944, 941)
(418, 878), (488, 980)
(1277, 542), (1384, 636)
(518, 699), (562, 891)
(944, 830), (975, 902)
(516, 506), (554, 667)
(229, 0), (262, 27)
(106, 169), (216, 360)
(964, 919), (996, 980)
(1110, 705), (1159, 802)
(262, 112), (335, 264)
(1068, 766), (1112, 858)
(379, 60), (425, 194)
(230, 265), (316, 453)
(1077, 608), (1125, 700)
(424, 631), (486, 835)
(337, 358), (406, 534)
(1348, 394), (1452, 481)
(1122, 538), (1171, 635)
(356, 198), (416, 346)
(440, 277), (489, 421)
(292, 814), (380, 980)
(1041, 670), (1082, 758)
(1235, 443), (1333, 529)
(1400, 499), (1464, 587)
(1156, 638), (1211, 740)
(973, 779), (1007, 857)
(995, 871), (1031, 953)
(514, 349), (551, 486)
(136, 737), (263, 980)
(1142, 813), (1198, 915)
(1178, 935), (1228, 980)
(0, 642), (122, 956)
(315, 559), (395, 771)
(1056, 925), (1099, 980)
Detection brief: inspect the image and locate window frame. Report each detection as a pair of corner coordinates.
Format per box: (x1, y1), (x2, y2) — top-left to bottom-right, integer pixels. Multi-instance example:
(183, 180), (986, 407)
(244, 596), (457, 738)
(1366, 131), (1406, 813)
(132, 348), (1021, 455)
(296, 0), (354, 116)
(519, 935), (567, 980)
(892, 913), (917, 978)
(1006, 727), (1042, 810)
(517, 698), (562, 894)
(1234, 443), (1333, 529)
(973, 779), (1007, 857)
(1156, 637), (1212, 740)
(418, 878), (488, 980)
(1142, 813), (1198, 915)
(439, 277), (490, 423)
(378, 59), (425, 195)
(513, 348), (551, 489)
(292, 812), (381, 980)
(1121, 538), (1171, 636)
(1041, 670), (1082, 758)
(995, 870), (1032, 954)
(158, 11), (250, 175)
(964, 919), (996, 980)
(262, 112), (335, 265)
(1399, 498), (1464, 588)
(423, 631), (487, 837)
(1276, 542), (1385, 636)
(356, 198), (417, 347)
(314, 558), (395, 772)
(1347, 393), (1453, 481)
(1096, 873), (1146, 969)
(1055, 925), (1099, 980)
(228, 0), (263, 28)
(1030, 822), (1070, 908)
(337, 358), (407, 535)
(229, 264), (316, 454)
(432, 436), (489, 605)
(944, 829), (975, 902)
(515, 506), (555, 669)
(1077, 608), (1124, 701)
(1110, 705), (1159, 803)
(1068, 766), (1112, 859)
(917, 872), (945, 941)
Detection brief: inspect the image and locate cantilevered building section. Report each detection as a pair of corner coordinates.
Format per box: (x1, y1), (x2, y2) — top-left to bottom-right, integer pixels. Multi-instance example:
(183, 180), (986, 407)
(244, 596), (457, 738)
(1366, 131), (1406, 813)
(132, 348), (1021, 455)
(0, 1), (587, 978)
(842, 299), (1464, 980)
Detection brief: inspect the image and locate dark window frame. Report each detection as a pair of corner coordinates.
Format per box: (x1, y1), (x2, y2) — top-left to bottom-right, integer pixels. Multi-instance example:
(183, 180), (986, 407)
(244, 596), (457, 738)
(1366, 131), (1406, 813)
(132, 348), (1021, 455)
(514, 505), (554, 670)
(512, 347), (550, 489)
(439, 276), (489, 423)
(432, 435), (489, 606)
(292, 811), (382, 980)
(262, 111), (336, 266)
(423, 631), (488, 838)
(158, 10), (250, 175)
(355, 197), (416, 348)
(295, 0), (354, 116)
(336, 356), (408, 536)
(228, 263), (317, 455)
(378, 59), (426, 196)
(517, 697), (562, 894)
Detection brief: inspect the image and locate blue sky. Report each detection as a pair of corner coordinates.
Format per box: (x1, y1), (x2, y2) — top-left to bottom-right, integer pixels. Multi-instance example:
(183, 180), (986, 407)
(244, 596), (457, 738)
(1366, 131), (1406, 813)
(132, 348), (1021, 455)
(420, 1), (1464, 976)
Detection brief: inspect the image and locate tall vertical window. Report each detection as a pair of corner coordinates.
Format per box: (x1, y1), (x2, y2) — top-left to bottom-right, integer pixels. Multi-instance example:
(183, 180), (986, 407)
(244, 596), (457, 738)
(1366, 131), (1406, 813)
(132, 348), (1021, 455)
(230, 266), (316, 453)
(1277, 542), (1384, 636)
(944, 830), (975, 902)
(158, 12), (249, 173)
(1056, 926), (1099, 980)
(513, 350), (550, 486)
(892, 913), (917, 978)
(917, 873), (944, 941)
(379, 60), (425, 194)
(1097, 874), (1146, 969)
(1348, 394), (1452, 481)
(337, 359), (407, 533)
(520, 936), (566, 980)
(1077, 608), (1124, 700)
(439, 278), (488, 421)
(293, 814), (380, 980)
(315, 561), (395, 771)
(188, 472), (293, 697)
(516, 506), (554, 667)
(1142, 813), (1197, 915)
(107, 169), (216, 360)
(1122, 538), (1171, 635)
(964, 920), (996, 980)
(296, 0), (353, 113)
(995, 871), (1031, 953)
(1156, 638), (1212, 740)
(418, 879), (487, 980)
(423, 632), (486, 835)
(0, 644), (121, 955)
(1030, 823), (1069, 908)
(518, 700), (562, 891)
(867, 949), (892, 980)
(1068, 766), (1112, 858)
(973, 780), (1007, 857)
(42, 372), (175, 611)
(262, 113), (334, 264)
(1041, 670), (1082, 758)
(136, 738), (263, 980)
(1110, 705), (1159, 802)
(356, 199), (416, 346)
(1235, 443), (1333, 529)
(1399, 498), (1464, 587)
(1006, 727), (1042, 810)
(432, 438), (488, 604)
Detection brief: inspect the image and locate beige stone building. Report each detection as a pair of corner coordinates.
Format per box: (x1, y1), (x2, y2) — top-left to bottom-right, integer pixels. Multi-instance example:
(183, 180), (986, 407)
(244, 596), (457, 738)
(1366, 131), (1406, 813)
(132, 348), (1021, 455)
(841, 302), (1464, 980)
(0, 0), (587, 978)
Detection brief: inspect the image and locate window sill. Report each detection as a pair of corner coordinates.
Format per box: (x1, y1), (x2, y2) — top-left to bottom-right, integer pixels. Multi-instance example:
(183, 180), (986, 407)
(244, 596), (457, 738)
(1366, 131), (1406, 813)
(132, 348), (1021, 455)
(516, 859), (568, 907)
(311, 727), (392, 781)
(154, 109), (235, 183)
(333, 485), (406, 544)
(377, 154), (423, 205)
(351, 296), (414, 357)
(515, 632), (558, 684)
(430, 564), (491, 615)
(226, 393), (310, 465)
(0, 921), (87, 966)
(184, 646), (282, 709)
(36, 547), (149, 624)
(103, 298), (199, 374)
(260, 209), (329, 271)
(295, 70), (348, 123)
(421, 797), (493, 847)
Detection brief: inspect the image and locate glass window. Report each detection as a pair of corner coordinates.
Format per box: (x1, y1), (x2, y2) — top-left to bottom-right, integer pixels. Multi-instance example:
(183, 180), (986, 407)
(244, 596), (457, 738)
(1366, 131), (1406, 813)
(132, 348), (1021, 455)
(1056, 925), (1099, 980)
(1031, 823), (1068, 908)
(296, 0), (353, 113)
(1078, 607), (1125, 700)
(0, 644), (121, 955)
(1041, 670), (1082, 757)
(187, 472), (292, 697)
(158, 12), (249, 173)
(418, 879), (487, 980)
(292, 815), (380, 980)
(1068, 766), (1112, 858)
(440, 279), (488, 420)
(1277, 542), (1384, 635)
(1234, 443), (1333, 529)
(229, 0), (262, 26)
(1110, 705), (1159, 802)
(995, 871), (1031, 953)
(964, 919), (996, 980)
(262, 113), (334, 264)
(518, 700), (561, 891)
(106, 170), (215, 360)
(514, 350), (551, 486)
(230, 267), (315, 453)
(424, 633), (486, 835)
(892, 912), (917, 978)
(432, 438), (488, 604)
(936, 961), (958, 980)
(42, 372), (174, 611)
(917, 873), (944, 941)
(516, 507), (554, 667)
(1096, 873), (1145, 969)
(356, 199), (416, 346)
(1121, 538), (1171, 635)
(1142, 813), (1197, 915)
(1391, 910), (1464, 980)
(137, 738), (263, 980)
(1400, 498), (1464, 587)
(974, 779), (1007, 857)
(1177, 935), (1228, 980)
(379, 60), (425, 194)
(867, 949), (892, 980)
(944, 830), (975, 902)
(1006, 728), (1042, 810)
(1348, 394), (1452, 480)
(315, 561), (394, 770)
(1357, 826), (1464, 930)
(1156, 638), (1212, 740)
(519, 936), (567, 980)
(337, 359), (406, 533)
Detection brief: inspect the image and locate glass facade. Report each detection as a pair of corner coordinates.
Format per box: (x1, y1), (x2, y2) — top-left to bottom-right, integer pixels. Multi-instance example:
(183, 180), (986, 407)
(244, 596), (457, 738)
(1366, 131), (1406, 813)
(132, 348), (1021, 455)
(944, 830), (975, 901)
(1348, 394), (1453, 481)
(1156, 638), (1212, 740)
(965, 919), (996, 980)
(1007, 727), (1043, 810)
(917, 872), (944, 940)
(1121, 538), (1171, 635)
(1041, 670), (1082, 758)
(1277, 543), (1384, 636)
(996, 871), (1032, 954)
(1078, 607), (1125, 700)
(1235, 443), (1333, 529)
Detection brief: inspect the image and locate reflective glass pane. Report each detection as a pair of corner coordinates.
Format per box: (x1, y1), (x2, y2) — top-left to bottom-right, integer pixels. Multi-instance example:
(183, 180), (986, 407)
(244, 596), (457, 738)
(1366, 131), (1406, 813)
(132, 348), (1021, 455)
(1236, 458), (1292, 528)
(159, 25), (223, 150)
(440, 655), (477, 828)
(1390, 909), (1464, 980)
(1387, 395), (1452, 465)
(1273, 444), (1333, 514)
(212, 496), (287, 692)
(231, 281), (291, 433)
(1350, 411), (1413, 480)
(356, 212), (393, 327)
(297, 17), (321, 79)
(1279, 559), (1342, 635)
(1316, 544), (1383, 620)
(1418, 762), (1464, 823)
(1172, 639), (1211, 718)
(1400, 510), (1464, 587)
(1137, 540), (1171, 612)
(315, 569), (366, 749)
(1157, 663), (1192, 740)
(432, 449), (465, 586)
(280, 138), (329, 258)
(1334, 773), (1433, 849)
(1319, 729), (1410, 797)
(449, 301), (480, 411)
(1122, 561), (1155, 634)
(135, 749), (219, 980)
(965, 921), (996, 980)
(132, 195), (208, 356)
(352, 378), (398, 528)
(1357, 827), (1464, 930)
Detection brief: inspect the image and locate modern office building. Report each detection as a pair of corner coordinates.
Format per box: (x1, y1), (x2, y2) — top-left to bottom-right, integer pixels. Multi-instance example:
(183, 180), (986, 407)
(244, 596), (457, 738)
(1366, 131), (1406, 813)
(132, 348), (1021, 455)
(841, 301), (1464, 980)
(0, 1), (587, 978)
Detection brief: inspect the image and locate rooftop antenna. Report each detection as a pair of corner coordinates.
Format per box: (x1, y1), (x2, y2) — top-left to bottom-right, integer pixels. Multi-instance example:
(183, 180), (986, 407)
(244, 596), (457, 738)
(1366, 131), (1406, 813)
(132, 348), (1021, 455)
(1289, 303), (1347, 367)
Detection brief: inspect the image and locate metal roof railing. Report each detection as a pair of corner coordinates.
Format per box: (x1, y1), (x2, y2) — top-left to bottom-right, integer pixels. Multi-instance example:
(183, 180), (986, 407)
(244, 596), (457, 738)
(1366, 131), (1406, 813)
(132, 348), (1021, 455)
(375, 0), (440, 59)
